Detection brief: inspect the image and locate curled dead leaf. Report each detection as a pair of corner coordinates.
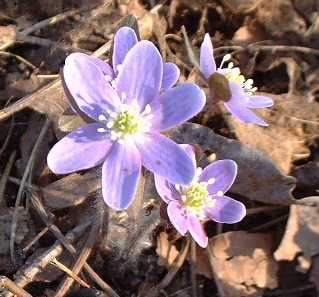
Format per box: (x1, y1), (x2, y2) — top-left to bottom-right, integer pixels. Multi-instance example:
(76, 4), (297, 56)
(207, 231), (278, 297)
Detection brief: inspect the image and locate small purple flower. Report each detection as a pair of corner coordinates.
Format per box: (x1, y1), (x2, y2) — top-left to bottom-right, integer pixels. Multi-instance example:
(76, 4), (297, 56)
(47, 40), (206, 210)
(155, 145), (246, 247)
(80, 26), (180, 91)
(200, 33), (274, 126)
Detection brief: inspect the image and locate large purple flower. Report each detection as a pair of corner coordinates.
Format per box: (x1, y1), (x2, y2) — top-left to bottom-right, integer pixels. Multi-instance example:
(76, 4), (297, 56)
(47, 40), (206, 210)
(81, 26), (180, 91)
(200, 33), (274, 126)
(155, 145), (246, 247)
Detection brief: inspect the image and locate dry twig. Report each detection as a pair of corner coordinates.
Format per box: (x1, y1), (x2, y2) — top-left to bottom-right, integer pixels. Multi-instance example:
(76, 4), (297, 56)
(4, 220), (92, 297)
(0, 276), (32, 297)
(10, 118), (51, 263)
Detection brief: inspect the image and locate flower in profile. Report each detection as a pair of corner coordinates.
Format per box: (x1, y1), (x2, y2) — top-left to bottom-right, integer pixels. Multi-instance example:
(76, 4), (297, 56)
(200, 33), (274, 126)
(79, 26), (180, 91)
(47, 40), (206, 210)
(155, 145), (246, 247)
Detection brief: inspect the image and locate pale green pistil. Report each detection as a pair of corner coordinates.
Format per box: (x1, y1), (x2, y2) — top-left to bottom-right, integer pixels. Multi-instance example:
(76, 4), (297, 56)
(113, 110), (140, 136)
(184, 183), (209, 210)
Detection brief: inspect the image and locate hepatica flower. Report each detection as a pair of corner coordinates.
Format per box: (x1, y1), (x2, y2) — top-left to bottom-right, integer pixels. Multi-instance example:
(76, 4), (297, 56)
(47, 40), (206, 210)
(155, 145), (246, 247)
(79, 26), (180, 91)
(200, 33), (274, 126)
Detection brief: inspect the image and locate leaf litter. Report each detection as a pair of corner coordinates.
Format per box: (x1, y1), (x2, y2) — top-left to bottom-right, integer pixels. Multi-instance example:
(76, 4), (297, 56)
(0, 0), (319, 297)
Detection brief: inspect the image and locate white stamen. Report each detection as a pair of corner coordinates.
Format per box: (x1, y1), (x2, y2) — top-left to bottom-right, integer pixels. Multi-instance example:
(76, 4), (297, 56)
(144, 104), (151, 114)
(196, 167), (203, 176)
(121, 92), (127, 100)
(99, 114), (107, 121)
(105, 75), (112, 81)
(217, 191), (223, 196)
(97, 127), (106, 133)
(208, 178), (216, 185)
(219, 53), (232, 69)
(106, 121), (114, 128)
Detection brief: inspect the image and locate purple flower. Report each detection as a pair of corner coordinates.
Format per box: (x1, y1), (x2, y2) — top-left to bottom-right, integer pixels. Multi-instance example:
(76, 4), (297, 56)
(155, 145), (246, 247)
(200, 33), (274, 126)
(78, 26), (180, 91)
(47, 40), (206, 210)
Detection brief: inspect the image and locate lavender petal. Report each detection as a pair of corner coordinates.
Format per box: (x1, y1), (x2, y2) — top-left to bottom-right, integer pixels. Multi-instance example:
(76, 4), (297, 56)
(154, 175), (180, 203)
(47, 123), (112, 174)
(63, 53), (120, 121)
(167, 201), (188, 235)
(112, 27), (138, 73)
(187, 214), (208, 248)
(136, 132), (195, 185)
(150, 83), (206, 131)
(116, 40), (162, 109)
(200, 33), (216, 79)
(205, 195), (246, 224)
(198, 159), (237, 195)
(102, 142), (141, 210)
(246, 95), (274, 109)
(162, 62), (180, 90)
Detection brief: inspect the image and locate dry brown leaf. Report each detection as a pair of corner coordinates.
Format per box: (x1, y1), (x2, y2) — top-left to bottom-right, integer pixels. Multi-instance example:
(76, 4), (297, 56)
(226, 93), (319, 174)
(256, 0), (306, 39)
(208, 231), (278, 297)
(293, 161), (319, 190)
(42, 171), (100, 209)
(233, 18), (267, 45)
(156, 232), (179, 267)
(171, 123), (296, 205)
(274, 205), (319, 270)
(0, 25), (16, 44)
(0, 207), (33, 254)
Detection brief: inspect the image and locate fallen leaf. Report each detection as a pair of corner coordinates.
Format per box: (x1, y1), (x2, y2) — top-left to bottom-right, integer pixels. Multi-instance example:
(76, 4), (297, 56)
(0, 207), (33, 254)
(171, 123), (296, 205)
(256, 0), (306, 39)
(0, 25), (16, 44)
(274, 205), (319, 270)
(226, 93), (319, 174)
(208, 231), (278, 297)
(156, 232), (179, 267)
(293, 161), (319, 190)
(42, 171), (100, 209)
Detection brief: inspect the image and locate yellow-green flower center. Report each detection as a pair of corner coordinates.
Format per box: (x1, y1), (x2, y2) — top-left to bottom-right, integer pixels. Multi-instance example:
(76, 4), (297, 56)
(103, 100), (153, 143)
(113, 110), (141, 136)
(183, 183), (209, 211)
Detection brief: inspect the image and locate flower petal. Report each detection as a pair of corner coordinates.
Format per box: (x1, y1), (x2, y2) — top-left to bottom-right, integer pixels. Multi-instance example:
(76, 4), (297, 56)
(84, 55), (114, 76)
(200, 33), (216, 79)
(246, 95), (274, 109)
(154, 175), (180, 203)
(136, 133), (195, 185)
(116, 40), (163, 109)
(112, 27), (138, 73)
(162, 62), (180, 90)
(102, 142), (141, 210)
(199, 160), (237, 195)
(180, 144), (196, 168)
(205, 195), (246, 224)
(167, 201), (188, 235)
(63, 53), (120, 121)
(224, 83), (268, 126)
(187, 214), (208, 248)
(47, 123), (112, 174)
(150, 83), (206, 131)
